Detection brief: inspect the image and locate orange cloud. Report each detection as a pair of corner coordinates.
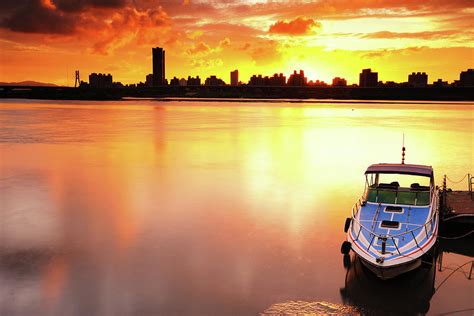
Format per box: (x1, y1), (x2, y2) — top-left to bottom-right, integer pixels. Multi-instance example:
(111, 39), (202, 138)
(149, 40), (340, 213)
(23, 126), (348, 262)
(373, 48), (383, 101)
(0, 0), (473, 85)
(186, 42), (211, 55)
(219, 38), (231, 47)
(87, 6), (171, 54)
(269, 17), (321, 35)
(363, 30), (470, 40)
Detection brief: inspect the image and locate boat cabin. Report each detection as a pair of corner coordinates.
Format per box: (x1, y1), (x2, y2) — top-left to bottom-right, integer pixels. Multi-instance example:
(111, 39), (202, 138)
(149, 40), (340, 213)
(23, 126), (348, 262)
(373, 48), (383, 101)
(363, 163), (434, 206)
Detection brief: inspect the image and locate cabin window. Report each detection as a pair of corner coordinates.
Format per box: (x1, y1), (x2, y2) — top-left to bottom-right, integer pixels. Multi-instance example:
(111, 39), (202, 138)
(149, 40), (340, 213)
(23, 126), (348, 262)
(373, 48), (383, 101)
(381, 220), (400, 229)
(416, 191), (431, 206)
(396, 191), (417, 205)
(377, 190), (397, 204)
(365, 176), (431, 206)
(367, 189), (377, 202)
(385, 206), (403, 213)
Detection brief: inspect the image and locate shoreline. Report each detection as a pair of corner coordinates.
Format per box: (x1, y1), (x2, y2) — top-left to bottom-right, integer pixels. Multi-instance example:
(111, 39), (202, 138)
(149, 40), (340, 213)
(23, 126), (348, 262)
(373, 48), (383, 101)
(1, 85), (473, 102)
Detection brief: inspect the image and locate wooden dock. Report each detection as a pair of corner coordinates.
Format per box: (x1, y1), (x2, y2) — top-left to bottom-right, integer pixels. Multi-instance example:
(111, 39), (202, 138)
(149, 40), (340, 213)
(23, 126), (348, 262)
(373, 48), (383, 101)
(440, 174), (474, 226)
(442, 190), (474, 224)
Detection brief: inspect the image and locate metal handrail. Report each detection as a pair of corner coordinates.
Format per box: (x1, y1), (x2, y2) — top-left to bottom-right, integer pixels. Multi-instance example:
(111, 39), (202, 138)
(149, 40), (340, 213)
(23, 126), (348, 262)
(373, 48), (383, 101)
(350, 188), (439, 253)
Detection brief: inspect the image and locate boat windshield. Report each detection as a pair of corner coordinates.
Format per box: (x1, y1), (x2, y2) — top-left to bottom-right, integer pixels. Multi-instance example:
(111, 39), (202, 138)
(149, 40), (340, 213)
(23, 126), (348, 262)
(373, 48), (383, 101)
(366, 174), (431, 206)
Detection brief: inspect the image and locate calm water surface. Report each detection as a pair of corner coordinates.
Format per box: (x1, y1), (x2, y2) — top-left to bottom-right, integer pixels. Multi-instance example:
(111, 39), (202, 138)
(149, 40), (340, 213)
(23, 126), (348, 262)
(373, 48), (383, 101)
(0, 99), (473, 315)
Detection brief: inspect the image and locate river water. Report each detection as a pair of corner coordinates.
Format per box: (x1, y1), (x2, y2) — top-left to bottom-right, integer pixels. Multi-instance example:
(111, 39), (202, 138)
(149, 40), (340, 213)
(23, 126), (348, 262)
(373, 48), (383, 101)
(0, 99), (473, 315)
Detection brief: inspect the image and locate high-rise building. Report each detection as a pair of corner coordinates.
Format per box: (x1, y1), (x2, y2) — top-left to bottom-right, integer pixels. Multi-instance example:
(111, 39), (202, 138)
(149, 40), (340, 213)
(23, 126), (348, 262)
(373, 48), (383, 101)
(459, 69), (474, 86)
(408, 72), (428, 87)
(145, 74), (153, 87)
(359, 69), (378, 87)
(152, 47), (165, 86)
(230, 70), (239, 86)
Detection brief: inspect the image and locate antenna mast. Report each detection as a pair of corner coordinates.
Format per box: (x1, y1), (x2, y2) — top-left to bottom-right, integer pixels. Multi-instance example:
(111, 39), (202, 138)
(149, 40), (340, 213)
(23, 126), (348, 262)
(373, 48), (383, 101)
(401, 133), (406, 164)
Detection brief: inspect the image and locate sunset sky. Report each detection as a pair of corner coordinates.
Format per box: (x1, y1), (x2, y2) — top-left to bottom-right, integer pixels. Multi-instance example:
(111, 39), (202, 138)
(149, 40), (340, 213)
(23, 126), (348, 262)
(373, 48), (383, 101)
(0, 0), (473, 85)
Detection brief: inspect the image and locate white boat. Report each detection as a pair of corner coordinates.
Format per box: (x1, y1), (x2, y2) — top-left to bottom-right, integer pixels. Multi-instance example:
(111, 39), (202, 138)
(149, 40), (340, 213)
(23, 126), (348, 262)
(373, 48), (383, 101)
(341, 163), (439, 280)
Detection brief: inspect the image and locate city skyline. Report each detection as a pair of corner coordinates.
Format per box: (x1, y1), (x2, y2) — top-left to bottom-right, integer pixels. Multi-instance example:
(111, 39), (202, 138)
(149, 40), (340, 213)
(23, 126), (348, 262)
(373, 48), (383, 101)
(83, 46), (472, 88)
(0, 1), (473, 86)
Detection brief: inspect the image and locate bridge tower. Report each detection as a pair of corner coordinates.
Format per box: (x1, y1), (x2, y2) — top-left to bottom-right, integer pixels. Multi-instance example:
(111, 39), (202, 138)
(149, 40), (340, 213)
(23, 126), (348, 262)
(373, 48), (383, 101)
(74, 70), (80, 87)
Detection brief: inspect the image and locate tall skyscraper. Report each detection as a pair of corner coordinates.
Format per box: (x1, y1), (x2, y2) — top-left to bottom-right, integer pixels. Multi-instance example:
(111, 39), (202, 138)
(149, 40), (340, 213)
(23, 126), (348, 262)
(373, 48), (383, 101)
(230, 69), (239, 86)
(152, 47), (165, 86)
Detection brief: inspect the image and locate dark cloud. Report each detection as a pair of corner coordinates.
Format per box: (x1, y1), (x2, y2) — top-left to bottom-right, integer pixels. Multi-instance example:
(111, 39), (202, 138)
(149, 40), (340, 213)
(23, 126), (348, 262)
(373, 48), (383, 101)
(0, 0), (30, 13)
(0, 0), (77, 34)
(0, 0), (168, 41)
(52, 0), (127, 12)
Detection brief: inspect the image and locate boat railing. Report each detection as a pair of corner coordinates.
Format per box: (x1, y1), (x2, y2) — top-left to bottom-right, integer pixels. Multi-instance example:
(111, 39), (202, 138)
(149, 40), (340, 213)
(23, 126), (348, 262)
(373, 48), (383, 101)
(350, 188), (439, 255)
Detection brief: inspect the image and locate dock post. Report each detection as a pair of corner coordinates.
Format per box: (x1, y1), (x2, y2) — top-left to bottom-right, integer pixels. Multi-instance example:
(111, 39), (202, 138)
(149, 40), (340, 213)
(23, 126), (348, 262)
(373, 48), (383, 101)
(437, 252), (443, 272)
(469, 261), (473, 280)
(441, 175), (447, 218)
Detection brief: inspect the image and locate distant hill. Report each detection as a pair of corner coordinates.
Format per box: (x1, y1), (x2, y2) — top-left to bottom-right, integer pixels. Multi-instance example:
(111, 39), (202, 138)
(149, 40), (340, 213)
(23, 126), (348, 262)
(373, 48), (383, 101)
(0, 81), (58, 87)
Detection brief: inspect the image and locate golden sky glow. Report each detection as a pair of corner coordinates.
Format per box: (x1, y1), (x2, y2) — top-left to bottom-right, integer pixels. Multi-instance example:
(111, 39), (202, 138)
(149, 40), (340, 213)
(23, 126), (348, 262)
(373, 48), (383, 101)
(0, 0), (473, 85)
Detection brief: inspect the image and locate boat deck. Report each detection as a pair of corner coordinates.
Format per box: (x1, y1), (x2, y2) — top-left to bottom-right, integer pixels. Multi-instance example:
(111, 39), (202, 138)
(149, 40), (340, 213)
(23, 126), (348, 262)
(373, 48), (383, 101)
(353, 202), (433, 257)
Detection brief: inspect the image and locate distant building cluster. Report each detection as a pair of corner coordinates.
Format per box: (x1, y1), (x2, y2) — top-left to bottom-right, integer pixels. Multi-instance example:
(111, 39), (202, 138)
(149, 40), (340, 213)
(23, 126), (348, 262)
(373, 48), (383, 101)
(83, 46), (474, 89)
(332, 77), (347, 87)
(248, 73), (286, 86)
(408, 72), (428, 87)
(287, 70), (307, 86)
(187, 76), (201, 86)
(89, 73), (112, 88)
(205, 75), (226, 86)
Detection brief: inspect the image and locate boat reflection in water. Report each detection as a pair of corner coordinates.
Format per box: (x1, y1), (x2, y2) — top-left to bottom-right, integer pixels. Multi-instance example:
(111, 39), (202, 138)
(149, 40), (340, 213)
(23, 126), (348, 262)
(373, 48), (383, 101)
(340, 252), (437, 314)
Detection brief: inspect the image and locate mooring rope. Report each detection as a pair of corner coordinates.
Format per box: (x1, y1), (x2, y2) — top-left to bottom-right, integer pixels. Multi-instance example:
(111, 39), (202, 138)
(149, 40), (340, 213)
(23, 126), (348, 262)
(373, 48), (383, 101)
(435, 260), (474, 291)
(445, 174), (469, 184)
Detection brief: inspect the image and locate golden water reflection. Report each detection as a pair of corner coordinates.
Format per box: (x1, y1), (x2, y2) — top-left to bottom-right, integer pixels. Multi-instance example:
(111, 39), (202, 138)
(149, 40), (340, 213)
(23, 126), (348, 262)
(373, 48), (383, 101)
(0, 100), (472, 315)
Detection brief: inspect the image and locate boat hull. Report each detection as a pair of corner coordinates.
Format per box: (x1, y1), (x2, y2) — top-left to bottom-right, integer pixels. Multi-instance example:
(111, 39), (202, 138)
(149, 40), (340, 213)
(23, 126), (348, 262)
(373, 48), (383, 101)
(346, 163), (439, 280)
(347, 199), (439, 280)
(358, 255), (422, 280)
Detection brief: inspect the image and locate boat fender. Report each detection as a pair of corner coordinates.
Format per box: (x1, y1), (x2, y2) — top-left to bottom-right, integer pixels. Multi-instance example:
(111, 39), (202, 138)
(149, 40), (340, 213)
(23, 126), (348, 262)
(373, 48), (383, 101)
(341, 241), (351, 254)
(344, 218), (352, 233)
(376, 257), (384, 264)
(343, 254), (351, 269)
